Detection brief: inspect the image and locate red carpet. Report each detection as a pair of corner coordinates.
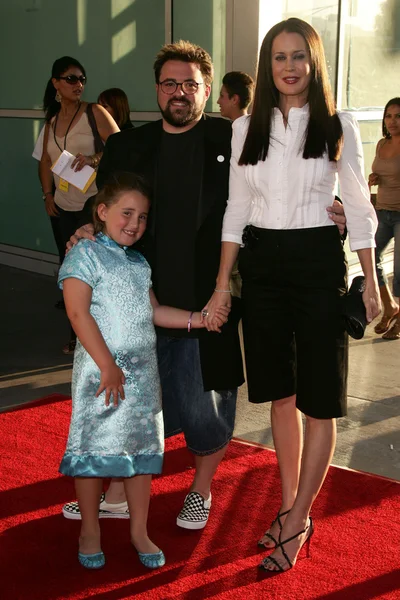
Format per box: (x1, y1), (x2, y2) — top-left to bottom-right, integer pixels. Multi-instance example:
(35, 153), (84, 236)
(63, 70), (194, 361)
(1, 395), (399, 600)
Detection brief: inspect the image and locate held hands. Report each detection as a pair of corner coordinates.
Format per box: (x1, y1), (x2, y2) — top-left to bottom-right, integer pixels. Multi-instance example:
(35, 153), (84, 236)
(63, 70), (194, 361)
(202, 290), (232, 333)
(96, 362), (126, 406)
(368, 173), (379, 187)
(363, 279), (381, 324)
(44, 194), (59, 217)
(326, 198), (346, 236)
(66, 223), (96, 252)
(71, 153), (92, 172)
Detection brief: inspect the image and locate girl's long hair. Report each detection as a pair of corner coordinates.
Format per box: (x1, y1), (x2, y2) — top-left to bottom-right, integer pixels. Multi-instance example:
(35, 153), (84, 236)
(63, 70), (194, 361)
(43, 56), (86, 122)
(98, 88), (131, 128)
(382, 97), (400, 138)
(239, 18), (343, 166)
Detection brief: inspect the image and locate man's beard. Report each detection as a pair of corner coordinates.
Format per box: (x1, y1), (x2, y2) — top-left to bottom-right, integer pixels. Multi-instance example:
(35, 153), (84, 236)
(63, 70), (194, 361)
(159, 96), (205, 128)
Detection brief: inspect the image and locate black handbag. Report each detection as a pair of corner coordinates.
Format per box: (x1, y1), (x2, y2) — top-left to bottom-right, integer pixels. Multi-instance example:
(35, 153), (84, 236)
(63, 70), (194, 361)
(86, 103), (104, 153)
(342, 276), (367, 339)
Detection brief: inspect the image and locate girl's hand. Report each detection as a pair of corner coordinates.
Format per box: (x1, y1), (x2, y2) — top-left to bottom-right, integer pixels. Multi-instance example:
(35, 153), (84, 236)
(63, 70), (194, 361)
(96, 363), (126, 406)
(191, 309), (229, 330)
(44, 194), (59, 217)
(363, 279), (381, 323)
(368, 172), (379, 187)
(71, 153), (92, 172)
(202, 291), (231, 332)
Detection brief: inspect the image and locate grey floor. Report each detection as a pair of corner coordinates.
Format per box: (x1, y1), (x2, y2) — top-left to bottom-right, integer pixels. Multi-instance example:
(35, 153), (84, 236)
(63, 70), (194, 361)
(1, 264), (399, 481)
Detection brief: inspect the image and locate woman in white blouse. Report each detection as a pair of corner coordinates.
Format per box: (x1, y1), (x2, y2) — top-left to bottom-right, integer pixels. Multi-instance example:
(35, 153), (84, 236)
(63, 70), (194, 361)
(204, 18), (380, 572)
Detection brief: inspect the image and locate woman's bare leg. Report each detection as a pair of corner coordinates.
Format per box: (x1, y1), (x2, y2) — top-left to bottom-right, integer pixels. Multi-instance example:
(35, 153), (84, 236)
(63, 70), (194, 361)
(264, 416), (336, 570)
(259, 395), (302, 547)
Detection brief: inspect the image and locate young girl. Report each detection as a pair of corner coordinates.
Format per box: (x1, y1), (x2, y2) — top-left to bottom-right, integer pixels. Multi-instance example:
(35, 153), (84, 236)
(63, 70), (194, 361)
(58, 173), (219, 570)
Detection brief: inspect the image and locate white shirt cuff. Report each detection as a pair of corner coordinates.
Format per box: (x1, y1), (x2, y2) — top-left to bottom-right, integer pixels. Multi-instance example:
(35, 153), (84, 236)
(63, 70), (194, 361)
(349, 239), (376, 252)
(221, 232), (243, 245)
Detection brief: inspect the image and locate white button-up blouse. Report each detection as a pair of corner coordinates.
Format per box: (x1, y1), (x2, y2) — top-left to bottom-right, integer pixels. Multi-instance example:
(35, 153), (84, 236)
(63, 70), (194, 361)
(222, 105), (377, 252)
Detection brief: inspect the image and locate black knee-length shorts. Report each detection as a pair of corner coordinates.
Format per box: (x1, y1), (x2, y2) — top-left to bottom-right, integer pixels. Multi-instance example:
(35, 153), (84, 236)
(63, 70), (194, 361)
(239, 225), (348, 419)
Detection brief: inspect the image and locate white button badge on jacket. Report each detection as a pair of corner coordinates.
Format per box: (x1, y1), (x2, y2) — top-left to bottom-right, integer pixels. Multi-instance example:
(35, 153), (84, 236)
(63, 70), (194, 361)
(217, 155), (225, 162)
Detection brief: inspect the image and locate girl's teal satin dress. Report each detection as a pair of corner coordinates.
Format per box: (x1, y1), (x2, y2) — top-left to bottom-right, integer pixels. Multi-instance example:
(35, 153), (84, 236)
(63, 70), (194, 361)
(58, 233), (164, 478)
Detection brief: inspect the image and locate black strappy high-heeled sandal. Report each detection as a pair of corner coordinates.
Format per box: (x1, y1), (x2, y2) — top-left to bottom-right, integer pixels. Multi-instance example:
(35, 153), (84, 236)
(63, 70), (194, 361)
(259, 516), (314, 572)
(258, 509), (291, 549)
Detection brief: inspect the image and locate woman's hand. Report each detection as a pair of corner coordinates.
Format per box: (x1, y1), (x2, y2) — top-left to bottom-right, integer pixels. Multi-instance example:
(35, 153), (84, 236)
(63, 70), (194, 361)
(363, 279), (381, 323)
(71, 153), (93, 172)
(368, 172), (379, 187)
(44, 194), (59, 217)
(96, 363), (126, 406)
(202, 290), (232, 332)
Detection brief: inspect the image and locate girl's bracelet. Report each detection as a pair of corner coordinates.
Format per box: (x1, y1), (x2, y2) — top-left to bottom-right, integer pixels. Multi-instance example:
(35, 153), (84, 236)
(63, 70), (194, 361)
(187, 311), (194, 333)
(214, 288), (231, 293)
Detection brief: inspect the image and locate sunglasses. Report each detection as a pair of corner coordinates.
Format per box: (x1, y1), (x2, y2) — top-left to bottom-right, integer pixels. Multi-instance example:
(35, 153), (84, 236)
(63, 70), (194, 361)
(59, 75), (87, 85)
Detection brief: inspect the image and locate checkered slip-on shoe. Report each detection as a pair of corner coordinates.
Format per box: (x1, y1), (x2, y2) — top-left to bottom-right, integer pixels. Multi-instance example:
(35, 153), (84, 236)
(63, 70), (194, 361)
(176, 491), (212, 530)
(62, 493), (130, 520)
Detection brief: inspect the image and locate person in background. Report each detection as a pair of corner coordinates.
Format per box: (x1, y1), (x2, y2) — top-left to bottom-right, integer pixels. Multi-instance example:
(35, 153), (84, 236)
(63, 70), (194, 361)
(369, 97), (400, 340)
(217, 71), (256, 295)
(40, 56), (119, 353)
(98, 87), (134, 131)
(32, 128), (65, 309)
(205, 18), (380, 572)
(217, 71), (254, 121)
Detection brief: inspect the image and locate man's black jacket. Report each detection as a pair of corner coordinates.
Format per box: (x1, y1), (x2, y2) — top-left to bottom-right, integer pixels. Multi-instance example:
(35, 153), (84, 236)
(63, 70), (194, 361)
(81, 115), (244, 392)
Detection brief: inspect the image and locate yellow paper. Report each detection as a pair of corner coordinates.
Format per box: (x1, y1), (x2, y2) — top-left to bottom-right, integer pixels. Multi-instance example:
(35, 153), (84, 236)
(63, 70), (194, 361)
(59, 178), (69, 192)
(82, 170), (97, 193)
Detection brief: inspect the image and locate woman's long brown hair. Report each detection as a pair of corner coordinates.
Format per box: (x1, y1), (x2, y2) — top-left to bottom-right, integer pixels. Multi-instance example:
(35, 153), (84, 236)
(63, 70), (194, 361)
(239, 18), (343, 166)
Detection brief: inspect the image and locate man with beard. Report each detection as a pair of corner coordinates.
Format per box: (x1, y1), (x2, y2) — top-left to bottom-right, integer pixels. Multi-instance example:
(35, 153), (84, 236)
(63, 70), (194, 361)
(63, 41), (244, 530)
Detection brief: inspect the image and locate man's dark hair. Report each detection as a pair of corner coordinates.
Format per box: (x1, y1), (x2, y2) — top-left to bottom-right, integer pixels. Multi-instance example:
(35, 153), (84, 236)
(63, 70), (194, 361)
(222, 71), (254, 109)
(153, 40), (214, 85)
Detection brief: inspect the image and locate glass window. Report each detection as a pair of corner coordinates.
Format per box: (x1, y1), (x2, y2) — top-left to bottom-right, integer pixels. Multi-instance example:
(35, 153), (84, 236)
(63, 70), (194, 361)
(0, 118), (56, 253)
(340, 0), (400, 110)
(173, 0), (226, 112)
(359, 120), (383, 179)
(0, 0), (165, 111)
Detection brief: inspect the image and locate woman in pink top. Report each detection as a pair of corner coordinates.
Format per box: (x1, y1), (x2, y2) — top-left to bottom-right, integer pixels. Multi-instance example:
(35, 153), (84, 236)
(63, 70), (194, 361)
(369, 97), (400, 340)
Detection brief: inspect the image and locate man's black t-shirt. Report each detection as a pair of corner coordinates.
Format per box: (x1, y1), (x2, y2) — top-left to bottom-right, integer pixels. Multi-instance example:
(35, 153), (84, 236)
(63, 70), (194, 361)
(153, 120), (204, 336)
